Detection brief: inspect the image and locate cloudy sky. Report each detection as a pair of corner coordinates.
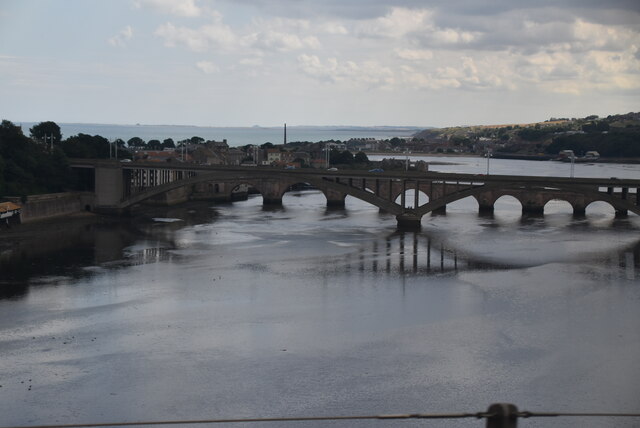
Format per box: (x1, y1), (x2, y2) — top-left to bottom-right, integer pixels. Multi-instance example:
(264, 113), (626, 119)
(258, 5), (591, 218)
(1, 0), (639, 127)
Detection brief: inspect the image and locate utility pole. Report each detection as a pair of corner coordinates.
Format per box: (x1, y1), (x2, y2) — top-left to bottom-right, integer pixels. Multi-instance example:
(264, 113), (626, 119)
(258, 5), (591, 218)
(43, 134), (54, 153)
(325, 143), (330, 168)
(570, 152), (575, 178)
(284, 123), (287, 146)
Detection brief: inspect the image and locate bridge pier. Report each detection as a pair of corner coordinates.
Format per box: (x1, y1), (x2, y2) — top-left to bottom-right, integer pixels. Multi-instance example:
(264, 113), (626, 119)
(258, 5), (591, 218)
(572, 203), (586, 216)
(521, 203), (544, 215)
(262, 197), (283, 206)
(475, 194), (495, 214)
(94, 163), (124, 207)
(478, 204), (494, 214)
(432, 205), (446, 215)
(325, 190), (346, 208)
(396, 213), (422, 230)
(615, 208), (628, 217)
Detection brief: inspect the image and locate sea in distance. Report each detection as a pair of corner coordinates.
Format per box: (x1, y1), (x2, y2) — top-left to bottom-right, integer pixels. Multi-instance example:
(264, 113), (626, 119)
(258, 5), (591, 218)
(18, 122), (423, 146)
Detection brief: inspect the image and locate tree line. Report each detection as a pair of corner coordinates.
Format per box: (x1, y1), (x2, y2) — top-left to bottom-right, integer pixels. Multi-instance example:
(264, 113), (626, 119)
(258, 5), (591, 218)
(0, 120), (70, 198)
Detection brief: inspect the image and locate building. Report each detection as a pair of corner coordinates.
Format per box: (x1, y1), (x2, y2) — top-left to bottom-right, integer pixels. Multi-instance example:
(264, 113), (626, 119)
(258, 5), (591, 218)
(0, 201), (21, 225)
(267, 149), (282, 164)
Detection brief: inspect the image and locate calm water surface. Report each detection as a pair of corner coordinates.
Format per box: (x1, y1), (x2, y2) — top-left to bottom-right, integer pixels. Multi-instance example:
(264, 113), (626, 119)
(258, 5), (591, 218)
(1, 158), (639, 427)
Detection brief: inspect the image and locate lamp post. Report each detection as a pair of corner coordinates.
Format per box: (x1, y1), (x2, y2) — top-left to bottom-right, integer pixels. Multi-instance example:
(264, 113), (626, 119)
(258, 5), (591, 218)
(570, 152), (575, 178)
(325, 143), (331, 168)
(486, 149), (492, 175)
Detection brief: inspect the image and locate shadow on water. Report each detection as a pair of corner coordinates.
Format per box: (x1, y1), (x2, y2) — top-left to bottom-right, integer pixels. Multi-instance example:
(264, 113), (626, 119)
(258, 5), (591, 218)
(0, 220), (140, 299)
(0, 202), (221, 300)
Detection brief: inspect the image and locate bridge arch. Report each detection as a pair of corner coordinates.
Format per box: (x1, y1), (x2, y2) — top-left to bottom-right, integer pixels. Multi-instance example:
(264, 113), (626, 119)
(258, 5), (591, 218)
(543, 199), (575, 215)
(493, 195), (523, 213)
(226, 180), (262, 202)
(585, 200), (618, 216)
(447, 196), (479, 213)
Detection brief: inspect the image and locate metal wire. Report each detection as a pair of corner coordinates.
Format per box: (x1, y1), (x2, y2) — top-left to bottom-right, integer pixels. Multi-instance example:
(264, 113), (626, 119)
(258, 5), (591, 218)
(4, 409), (640, 428)
(518, 411), (640, 418)
(1, 412), (491, 428)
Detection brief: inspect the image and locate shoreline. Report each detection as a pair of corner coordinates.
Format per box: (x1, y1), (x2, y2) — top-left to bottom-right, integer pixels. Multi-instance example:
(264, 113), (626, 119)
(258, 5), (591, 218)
(0, 212), (102, 252)
(367, 152), (640, 164)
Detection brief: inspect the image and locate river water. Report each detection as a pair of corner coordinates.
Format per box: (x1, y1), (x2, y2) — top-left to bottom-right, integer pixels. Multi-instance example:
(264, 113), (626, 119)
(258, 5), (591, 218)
(1, 157), (639, 428)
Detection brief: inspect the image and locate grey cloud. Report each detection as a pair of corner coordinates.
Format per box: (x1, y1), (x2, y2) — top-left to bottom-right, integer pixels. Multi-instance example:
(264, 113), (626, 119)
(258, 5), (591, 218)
(224, 0), (640, 20)
(224, 0), (640, 55)
(409, 5), (639, 54)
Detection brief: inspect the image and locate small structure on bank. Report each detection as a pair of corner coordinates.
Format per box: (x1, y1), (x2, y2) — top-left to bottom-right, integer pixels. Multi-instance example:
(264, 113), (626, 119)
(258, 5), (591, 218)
(0, 201), (21, 226)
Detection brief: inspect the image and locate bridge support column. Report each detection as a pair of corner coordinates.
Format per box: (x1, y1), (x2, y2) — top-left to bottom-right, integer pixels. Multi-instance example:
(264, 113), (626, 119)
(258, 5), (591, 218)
(522, 205), (544, 215)
(261, 182), (284, 206)
(475, 193), (495, 214)
(262, 196), (283, 206)
(396, 213), (422, 230)
(325, 189), (346, 208)
(94, 163), (124, 213)
(615, 208), (628, 217)
(432, 205), (446, 215)
(572, 205), (586, 216)
(478, 204), (494, 214)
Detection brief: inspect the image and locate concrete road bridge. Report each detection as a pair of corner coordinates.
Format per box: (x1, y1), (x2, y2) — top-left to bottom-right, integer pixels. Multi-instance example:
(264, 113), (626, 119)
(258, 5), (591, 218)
(71, 160), (640, 229)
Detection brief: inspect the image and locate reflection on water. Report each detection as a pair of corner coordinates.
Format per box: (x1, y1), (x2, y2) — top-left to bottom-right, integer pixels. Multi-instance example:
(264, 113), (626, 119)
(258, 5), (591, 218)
(2, 198), (638, 300)
(323, 231), (499, 276)
(0, 202), (220, 299)
(315, 228), (640, 285)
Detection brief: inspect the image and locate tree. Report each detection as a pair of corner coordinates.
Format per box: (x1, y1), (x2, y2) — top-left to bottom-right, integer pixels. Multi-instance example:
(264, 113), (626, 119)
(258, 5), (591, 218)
(330, 149), (354, 165)
(147, 139), (163, 150)
(354, 151), (369, 164)
(61, 134), (110, 158)
(0, 154), (4, 196)
(0, 120), (71, 197)
(127, 137), (146, 148)
(190, 136), (204, 145)
(30, 121), (62, 145)
(582, 121), (610, 133)
(389, 137), (403, 147)
(162, 138), (175, 149)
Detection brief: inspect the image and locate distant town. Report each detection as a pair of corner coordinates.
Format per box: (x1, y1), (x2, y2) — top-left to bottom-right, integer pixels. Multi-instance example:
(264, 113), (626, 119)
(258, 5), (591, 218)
(1, 111), (639, 200)
(78, 111), (640, 166)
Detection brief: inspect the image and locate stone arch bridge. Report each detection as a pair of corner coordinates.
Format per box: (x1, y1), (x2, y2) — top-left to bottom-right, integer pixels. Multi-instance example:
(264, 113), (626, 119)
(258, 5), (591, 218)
(71, 160), (640, 229)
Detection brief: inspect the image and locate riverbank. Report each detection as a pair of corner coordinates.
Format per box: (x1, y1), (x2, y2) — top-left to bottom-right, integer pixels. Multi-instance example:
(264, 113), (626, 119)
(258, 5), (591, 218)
(0, 212), (101, 253)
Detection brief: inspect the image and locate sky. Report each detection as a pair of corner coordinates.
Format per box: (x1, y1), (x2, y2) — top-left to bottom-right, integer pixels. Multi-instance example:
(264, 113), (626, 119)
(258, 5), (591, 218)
(1, 0), (639, 128)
